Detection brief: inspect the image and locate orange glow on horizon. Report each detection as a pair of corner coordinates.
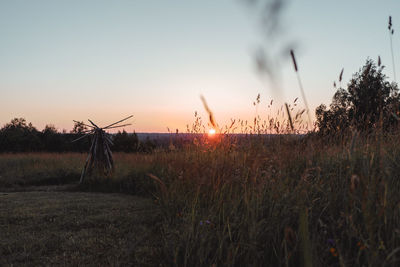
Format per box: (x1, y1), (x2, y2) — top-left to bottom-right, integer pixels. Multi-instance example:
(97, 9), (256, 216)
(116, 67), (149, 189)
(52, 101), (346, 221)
(208, 128), (216, 136)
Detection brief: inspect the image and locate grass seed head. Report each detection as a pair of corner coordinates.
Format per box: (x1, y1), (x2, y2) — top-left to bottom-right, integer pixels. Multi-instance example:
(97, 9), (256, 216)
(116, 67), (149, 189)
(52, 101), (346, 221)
(200, 95), (217, 129)
(285, 103), (294, 131)
(290, 49), (298, 72)
(339, 68), (344, 82)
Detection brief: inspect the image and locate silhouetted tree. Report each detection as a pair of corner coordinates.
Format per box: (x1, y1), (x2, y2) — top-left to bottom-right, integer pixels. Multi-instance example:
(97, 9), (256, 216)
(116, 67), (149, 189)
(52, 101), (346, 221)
(139, 136), (156, 153)
(71, 121), (88, 134)
(316, 59), (400, 135)
(0, 118), (156, 153)
(41, 124), (64, 151)
(113, 130), (139, 152)
(0, 118), (41, 151)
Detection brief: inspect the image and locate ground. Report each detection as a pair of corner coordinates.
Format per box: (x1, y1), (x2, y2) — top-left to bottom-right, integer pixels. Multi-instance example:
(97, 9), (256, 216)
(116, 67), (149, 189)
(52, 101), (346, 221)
(0, 188), (159, 266)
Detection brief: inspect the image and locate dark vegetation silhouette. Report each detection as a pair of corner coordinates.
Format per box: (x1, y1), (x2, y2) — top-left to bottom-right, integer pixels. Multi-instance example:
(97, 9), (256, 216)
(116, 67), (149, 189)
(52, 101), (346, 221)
(112, 130), (138, 152)
(0, 119), (149, 153)
(316, 59), (400, 135)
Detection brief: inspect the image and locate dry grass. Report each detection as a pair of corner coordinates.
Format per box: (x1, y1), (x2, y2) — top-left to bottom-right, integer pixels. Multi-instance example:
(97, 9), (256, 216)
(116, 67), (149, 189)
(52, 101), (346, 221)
(0, 153), (84, 189)
(0, 191), (160, 266)
(1, 128), (400, 265)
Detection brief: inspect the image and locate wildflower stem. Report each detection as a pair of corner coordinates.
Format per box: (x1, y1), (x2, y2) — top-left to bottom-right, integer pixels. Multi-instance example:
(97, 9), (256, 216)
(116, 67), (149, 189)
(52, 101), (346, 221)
(390, 33), (397, 82)
(296, 73), (312, 127)
(290, 50), (312, 128)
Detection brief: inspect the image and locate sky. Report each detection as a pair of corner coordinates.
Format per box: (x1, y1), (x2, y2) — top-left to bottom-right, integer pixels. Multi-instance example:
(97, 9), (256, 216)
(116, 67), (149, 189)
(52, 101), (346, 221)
(0, 0), (399, 132)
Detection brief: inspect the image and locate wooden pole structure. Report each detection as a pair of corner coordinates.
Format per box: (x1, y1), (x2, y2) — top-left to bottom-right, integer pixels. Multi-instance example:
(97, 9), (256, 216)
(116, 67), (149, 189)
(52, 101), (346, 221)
(72, 115), (133, 183)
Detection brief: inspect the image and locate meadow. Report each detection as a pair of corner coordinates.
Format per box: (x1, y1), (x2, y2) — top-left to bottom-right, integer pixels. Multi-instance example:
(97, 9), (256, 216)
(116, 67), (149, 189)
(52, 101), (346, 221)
(1, 49), (398, 267)
(1, 1), (398, 266)
(1, 128), (400, 266)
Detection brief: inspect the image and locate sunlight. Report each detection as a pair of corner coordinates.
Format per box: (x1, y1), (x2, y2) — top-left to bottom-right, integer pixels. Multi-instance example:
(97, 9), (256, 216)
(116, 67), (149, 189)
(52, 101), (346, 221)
(208, 128), (216, 136)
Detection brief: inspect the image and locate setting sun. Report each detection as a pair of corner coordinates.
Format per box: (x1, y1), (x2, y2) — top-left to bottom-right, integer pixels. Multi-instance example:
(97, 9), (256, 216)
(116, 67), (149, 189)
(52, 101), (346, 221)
(208, 128), (216, 135)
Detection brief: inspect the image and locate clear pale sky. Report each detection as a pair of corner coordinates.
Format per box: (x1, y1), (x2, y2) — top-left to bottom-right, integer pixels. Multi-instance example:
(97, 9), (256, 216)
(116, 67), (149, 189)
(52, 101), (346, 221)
(1, 0), (399, 132)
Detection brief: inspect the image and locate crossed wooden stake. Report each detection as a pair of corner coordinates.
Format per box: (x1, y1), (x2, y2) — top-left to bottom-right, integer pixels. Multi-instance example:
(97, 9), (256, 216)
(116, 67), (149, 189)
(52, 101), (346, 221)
(72, 115), (133, 183)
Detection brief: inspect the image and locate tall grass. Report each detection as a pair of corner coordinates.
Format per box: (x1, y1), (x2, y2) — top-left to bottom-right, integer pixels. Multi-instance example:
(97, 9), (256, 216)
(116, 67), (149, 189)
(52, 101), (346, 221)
(0, 153), (157, 194)
(0, 153), (84, 188)
(2, 125), (400, 265)
(148, 129), (400, 266)
(388, 16), (397, 82)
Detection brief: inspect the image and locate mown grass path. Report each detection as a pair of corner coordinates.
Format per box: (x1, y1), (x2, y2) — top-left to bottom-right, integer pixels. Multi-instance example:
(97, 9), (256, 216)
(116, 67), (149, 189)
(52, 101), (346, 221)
(0, 190), (159, 266)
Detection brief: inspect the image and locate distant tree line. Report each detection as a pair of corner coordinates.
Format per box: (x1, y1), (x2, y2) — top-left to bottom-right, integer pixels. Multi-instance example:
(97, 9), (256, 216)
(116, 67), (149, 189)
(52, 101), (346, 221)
(316, 59), (400, 135)
(0, 118), (155, 153)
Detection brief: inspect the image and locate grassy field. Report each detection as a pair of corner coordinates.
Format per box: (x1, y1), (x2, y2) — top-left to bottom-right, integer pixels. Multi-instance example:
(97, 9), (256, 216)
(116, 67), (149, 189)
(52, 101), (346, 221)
(1, 132), (400, 266)
(0, 192), (160, 266)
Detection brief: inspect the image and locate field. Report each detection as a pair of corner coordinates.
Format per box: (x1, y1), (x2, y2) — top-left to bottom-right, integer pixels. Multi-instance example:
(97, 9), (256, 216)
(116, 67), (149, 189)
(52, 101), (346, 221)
(0, 192), (159, 266)
(2, 0), (399, 266)
(1, 132), (400, 266)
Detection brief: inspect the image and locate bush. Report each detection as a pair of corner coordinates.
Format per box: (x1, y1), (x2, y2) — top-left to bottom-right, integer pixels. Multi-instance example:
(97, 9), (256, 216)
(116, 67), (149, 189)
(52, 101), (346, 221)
(316, 59), (400, 135)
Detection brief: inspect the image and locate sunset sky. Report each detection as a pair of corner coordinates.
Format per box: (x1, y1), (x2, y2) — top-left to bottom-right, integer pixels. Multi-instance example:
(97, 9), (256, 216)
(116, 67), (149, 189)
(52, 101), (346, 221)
(1, 0), (399, 132)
